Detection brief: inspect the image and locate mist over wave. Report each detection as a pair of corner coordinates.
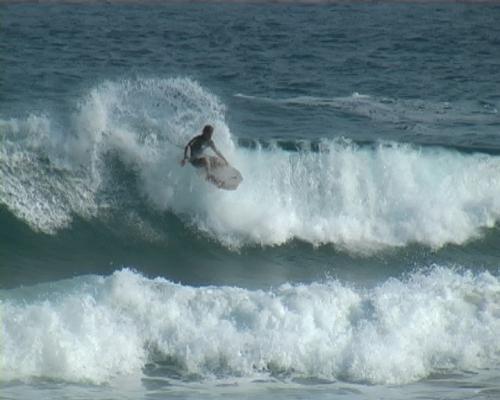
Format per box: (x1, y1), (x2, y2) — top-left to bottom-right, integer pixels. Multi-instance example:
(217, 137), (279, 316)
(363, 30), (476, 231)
(2, 267), (499, 386)
(1, 77), (500, 252)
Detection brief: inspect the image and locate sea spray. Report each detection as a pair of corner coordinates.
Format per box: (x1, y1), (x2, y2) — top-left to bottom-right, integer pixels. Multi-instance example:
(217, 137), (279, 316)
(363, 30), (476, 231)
(1, 78), (500, 252)
(210, 140), (500, 251)
(0, 77), (231, 234)
(1, 267), (499, 385)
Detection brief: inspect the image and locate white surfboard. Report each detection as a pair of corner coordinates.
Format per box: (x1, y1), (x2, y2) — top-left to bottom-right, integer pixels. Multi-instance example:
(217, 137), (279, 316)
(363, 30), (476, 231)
(199, 156), (243, 190)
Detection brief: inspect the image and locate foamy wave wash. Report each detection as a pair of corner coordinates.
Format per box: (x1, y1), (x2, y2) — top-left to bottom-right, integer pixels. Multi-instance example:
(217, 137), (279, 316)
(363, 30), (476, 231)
(1, 267), (499, 385)
(1, 77), (500, 251)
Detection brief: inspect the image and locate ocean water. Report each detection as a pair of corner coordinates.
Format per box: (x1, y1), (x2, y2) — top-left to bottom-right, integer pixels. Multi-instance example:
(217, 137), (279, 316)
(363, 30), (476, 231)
(1, 2), (500, 399)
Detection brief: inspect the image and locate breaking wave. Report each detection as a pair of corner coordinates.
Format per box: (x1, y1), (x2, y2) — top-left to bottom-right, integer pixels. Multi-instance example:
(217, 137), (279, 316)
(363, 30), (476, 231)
(1, 77), (500, 252)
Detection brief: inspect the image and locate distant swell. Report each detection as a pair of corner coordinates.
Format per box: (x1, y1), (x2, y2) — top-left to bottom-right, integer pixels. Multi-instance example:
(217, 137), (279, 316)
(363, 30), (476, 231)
(2, 267), (499, 385)
(1, 77), (500, 253)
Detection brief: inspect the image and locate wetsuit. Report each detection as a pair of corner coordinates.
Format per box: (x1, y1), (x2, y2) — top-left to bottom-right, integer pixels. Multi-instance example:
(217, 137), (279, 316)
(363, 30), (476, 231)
(184, 135), (215, 167)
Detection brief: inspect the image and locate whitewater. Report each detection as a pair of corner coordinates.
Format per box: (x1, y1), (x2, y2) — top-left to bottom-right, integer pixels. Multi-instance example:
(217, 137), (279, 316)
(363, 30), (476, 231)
(2, 268), (500, 385)
(2, 78), (500, 251)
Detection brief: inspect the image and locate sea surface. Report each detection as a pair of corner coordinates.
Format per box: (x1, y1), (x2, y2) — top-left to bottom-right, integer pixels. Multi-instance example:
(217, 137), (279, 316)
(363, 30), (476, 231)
(1, 2), (500, 399)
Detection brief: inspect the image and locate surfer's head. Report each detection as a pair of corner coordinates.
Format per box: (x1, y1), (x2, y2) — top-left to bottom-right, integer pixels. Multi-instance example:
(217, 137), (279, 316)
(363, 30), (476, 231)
(202, 124), (214, 139)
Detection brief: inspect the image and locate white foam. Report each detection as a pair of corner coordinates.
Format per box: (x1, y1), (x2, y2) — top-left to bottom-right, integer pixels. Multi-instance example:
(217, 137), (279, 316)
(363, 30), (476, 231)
(0, 114), (100, 233)
(192, 140), (500, 251)
(1, 78), (500, 252)
(0, 77), (232, 233)
(1, 267), (499, 385)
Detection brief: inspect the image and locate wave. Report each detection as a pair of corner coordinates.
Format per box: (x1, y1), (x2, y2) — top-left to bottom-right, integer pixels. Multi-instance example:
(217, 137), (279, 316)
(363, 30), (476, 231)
(1, 267), (499, 385)
(1, 77), (500, 253)
(235, 92), (500, 127)
(0, 77), (232, 235)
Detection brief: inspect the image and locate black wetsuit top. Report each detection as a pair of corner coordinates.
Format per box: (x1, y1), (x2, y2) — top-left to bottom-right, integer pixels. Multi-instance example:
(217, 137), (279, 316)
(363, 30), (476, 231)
(187, 135), (213, 160)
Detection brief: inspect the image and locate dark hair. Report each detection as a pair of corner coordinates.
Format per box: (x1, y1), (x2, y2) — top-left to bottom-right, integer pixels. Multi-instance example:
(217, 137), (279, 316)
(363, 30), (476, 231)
(202, 125), (214, 137)
(203, 125), (214, 135)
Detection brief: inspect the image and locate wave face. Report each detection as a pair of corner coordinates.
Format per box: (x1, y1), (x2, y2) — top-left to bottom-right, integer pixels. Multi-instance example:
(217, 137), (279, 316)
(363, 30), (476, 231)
(1, 77), (500, 253)
(2, 267), (499, 385)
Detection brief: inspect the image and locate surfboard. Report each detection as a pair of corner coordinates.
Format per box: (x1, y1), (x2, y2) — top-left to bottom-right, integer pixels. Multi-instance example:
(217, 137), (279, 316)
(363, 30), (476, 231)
(198, 156), (243, 190)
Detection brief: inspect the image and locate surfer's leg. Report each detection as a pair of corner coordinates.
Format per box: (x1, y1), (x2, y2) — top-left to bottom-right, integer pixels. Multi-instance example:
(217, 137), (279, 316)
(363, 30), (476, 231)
(203, 160), (224, 187)
(191, 157), (224, 187)
(190, 157), (209, 171)
(190, 157), (212, 181)
(206, 174), (224, 188)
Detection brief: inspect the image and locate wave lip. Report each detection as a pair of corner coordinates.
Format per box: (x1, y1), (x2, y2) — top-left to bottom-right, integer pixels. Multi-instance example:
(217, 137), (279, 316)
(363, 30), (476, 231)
(2, 267), (499, 385)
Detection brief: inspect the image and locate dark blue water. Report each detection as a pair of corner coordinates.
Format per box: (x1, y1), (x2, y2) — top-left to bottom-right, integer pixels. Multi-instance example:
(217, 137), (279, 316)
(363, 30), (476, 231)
(1, 3), (500, 399)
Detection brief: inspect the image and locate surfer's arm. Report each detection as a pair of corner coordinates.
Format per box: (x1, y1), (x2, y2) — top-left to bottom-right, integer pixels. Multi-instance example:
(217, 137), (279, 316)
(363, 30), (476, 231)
(210, 141), (228, 165)
(181, 138), (195, 166)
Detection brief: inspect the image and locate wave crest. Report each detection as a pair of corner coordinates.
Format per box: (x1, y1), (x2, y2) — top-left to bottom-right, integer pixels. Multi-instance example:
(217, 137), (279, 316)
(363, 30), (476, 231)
(1, 78), (500, 252)
(2, 267), (499, 385)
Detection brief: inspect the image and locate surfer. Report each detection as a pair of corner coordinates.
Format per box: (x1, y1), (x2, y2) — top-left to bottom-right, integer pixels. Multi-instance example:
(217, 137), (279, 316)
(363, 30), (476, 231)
(180, 125), (228, 184)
